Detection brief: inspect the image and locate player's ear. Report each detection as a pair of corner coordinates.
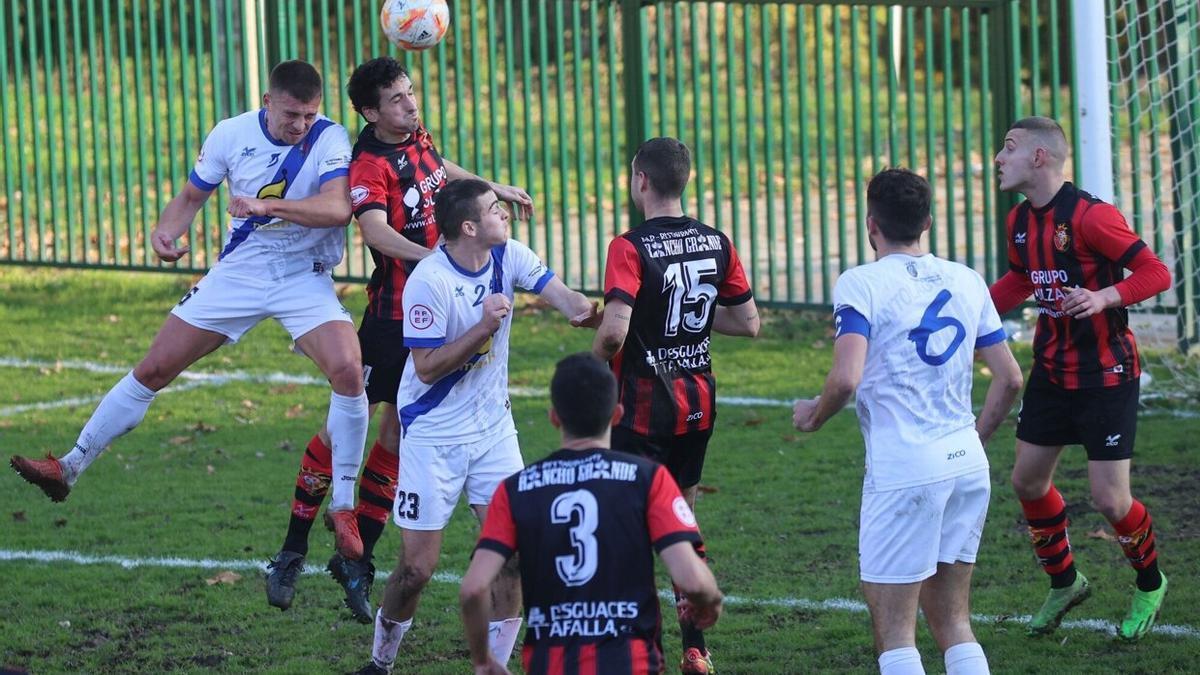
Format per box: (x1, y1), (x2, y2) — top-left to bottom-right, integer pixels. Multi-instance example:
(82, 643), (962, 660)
(920, 216), (932, 234)
(609, 403), (624, 427)
(262, 92), (271, 109)
(548, 406), (562, 429)
(362, 106), (380, 124)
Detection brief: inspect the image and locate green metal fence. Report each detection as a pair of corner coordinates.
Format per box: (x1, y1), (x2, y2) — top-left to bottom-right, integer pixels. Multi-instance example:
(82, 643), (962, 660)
(0, 0), (1195, 325)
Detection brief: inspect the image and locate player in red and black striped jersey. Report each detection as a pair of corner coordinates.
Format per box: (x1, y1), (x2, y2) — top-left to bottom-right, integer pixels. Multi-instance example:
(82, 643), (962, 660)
(991, 117), (1171, 641)
(461, 353), (722, 675)
(593, 138), (757, 673)
(266, 57), (535, 624)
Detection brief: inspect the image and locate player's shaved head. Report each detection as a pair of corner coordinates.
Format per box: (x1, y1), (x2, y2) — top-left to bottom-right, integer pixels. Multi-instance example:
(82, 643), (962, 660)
(551, 353), (618, 439)
(867, 168), (931, 245)
(633, 137), (691, 199)
(435, 178), (493, 240)
(268, 60), (322, 102)
(1009, 116), (1069, 167)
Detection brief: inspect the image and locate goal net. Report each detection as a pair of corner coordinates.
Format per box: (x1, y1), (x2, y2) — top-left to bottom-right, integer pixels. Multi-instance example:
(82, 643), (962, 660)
(1106, 0), (1200, 405)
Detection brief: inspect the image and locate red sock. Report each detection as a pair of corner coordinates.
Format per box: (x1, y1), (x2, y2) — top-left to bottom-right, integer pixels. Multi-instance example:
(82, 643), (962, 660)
(1111, 499), (1158, 571)
(291, 434), (333, 520)
(354, 440), (399, 524)
(1020, 486), (1075, 583)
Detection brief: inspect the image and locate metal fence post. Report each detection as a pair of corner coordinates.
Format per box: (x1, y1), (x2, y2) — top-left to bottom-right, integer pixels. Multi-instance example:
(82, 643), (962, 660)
(986, 0), (1022, 282)
(621, 0), (648, 230)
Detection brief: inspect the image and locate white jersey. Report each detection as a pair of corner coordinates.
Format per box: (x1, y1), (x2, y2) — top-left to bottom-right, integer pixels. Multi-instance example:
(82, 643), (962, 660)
(833, 253), (1006, 492)
(189, 109), (352, 279)
(398, 239), (555, 445)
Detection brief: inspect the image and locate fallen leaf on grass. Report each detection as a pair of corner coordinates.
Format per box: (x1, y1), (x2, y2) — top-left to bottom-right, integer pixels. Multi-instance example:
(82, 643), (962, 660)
(58, 620), (70, 628)
(742, 417), (764, 427)
(696, 485), (720, 494)
(1087, 528), (1116, 541)
(12, 511), (26, 522)
(205, 570), (242, 586)
(284, 404), (305, 419)
(241, 399), (257, 410)
(270, 384), (299, 395)
(278, 440), (294, 451)
(206, 464), (216, 475)
(107, 314), (120, 323)
(192, 421), (217, 433)
(168, 435), (193, 446)
(54, 518), (68, 527)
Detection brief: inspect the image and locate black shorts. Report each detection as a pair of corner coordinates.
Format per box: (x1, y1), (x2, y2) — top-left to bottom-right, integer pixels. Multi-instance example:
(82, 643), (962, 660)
(611, 426), (713, 489)
(1016, 375), (1139, 461)
(359, 312), (409, 405)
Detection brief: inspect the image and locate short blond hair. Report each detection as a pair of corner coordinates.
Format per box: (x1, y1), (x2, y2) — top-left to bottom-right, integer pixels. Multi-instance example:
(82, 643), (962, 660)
(1009, 116), (1069, 166)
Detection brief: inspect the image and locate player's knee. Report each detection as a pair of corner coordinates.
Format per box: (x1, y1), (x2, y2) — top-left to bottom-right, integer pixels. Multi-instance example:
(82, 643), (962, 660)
(1010, 469), (1048, 500)
(1090, 490), (1131, 522)
(326, 359), (365, 394)
(132, 359), (175, 391)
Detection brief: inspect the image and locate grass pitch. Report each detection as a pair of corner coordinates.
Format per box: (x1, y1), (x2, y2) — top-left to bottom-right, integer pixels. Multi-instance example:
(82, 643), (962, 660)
(0, 268), (1197, 673)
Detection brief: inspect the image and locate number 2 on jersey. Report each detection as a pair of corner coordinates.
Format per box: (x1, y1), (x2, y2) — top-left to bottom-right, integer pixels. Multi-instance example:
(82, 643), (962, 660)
(550, 489), (599, 587)
(662, 259), (718, 337)
(908, 289), (966, 366)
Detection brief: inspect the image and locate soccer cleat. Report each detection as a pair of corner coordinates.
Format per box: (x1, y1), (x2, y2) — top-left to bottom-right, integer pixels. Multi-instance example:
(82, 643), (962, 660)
(10, 454), (71, 502)
(265, 550), (306, 611)
(349, 662), (389, 675)
(1027, 572), (1091, 636)
(324, 509), (364, 560)
(1118, 573), (1168, 642)
(680, 647), (715, 674)
(328, 552), (376, 624)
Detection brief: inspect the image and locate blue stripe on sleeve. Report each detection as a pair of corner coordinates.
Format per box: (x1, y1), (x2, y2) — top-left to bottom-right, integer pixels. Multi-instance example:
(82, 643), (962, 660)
(532, 270), (555, 294)
(319, 167), (348, 184)
(975, 327), (1007, 348)
(834, 305), (870, 339)
(188, 170), (220, 192)
(404, 337), (447, 348)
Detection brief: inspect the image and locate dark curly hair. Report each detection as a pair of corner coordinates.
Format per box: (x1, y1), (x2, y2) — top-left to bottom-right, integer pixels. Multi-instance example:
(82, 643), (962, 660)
(866, 168), (931, 245)
(347, 57), (410, 116)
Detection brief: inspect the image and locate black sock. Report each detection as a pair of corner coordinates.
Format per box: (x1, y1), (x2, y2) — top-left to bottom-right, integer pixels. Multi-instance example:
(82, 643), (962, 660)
(358, 515), (386, 563)
(1049, 565), (1078, 589)
(1136, 561), (1162, 592)
(281, 514), (316, 557)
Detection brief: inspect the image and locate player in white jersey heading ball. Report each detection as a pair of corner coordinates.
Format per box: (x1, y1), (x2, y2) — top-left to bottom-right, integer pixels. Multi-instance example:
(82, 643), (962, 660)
(354, 178), (598, 675)
(792, 169), (1023, 675)
(10, 60), (371, 561)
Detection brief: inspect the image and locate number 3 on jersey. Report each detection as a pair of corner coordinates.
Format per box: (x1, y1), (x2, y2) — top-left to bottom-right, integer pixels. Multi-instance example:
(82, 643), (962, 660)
(908, 289), (966, 366)
(662, 259), (718, 337)
(550, 489), (599, 587)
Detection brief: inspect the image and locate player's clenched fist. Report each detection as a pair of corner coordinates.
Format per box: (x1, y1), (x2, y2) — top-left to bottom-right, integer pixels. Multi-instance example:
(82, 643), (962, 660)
(227, 196), (272, 218)
(480, 293), (512, 332)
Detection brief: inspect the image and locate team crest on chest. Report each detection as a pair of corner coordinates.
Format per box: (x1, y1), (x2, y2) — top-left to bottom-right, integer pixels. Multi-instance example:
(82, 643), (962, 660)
(1053, 223), (1071, 252)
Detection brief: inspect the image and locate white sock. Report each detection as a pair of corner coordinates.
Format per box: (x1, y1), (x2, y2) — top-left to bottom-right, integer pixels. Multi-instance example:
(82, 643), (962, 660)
(878, 646), (925, 675)
(488, 617), (523, 665)
(944, 642), (989, 675)
(59, 372), (156, 484)
(371, 609), (412, 669)
(326, 390), (369, 510)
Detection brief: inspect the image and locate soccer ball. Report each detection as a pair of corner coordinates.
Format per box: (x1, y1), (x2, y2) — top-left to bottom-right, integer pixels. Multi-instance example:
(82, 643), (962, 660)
(380, 0), (450, 51)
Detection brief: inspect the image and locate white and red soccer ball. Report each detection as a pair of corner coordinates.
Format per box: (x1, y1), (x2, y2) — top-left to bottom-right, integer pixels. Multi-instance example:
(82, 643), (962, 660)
(381, 0), (451, 51)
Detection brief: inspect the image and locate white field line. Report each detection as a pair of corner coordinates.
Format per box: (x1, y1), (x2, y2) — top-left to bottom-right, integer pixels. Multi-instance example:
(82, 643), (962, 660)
(3, 357), (1190, 417)
(1, 548), (1195, 640)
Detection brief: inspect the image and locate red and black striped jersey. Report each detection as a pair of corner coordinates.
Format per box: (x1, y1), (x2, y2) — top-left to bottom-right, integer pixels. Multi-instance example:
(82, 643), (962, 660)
(1003, 182), (1149, 389)
(349, 124), (445, 320)
(477, 448), (703, 675)
(603, 216), (753, 437)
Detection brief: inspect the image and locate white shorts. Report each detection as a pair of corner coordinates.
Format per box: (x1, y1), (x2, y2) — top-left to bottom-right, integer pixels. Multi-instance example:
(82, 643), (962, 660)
(394, 432), (523, 531)
(170, 265), (352, 343)
(859, 469), (990, 584)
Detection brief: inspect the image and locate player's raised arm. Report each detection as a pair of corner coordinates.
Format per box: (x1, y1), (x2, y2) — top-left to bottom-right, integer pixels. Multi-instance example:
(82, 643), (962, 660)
(151, 182), (214, 262)
(443, 157), (534, 220)
(537, 277), (599, 328)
